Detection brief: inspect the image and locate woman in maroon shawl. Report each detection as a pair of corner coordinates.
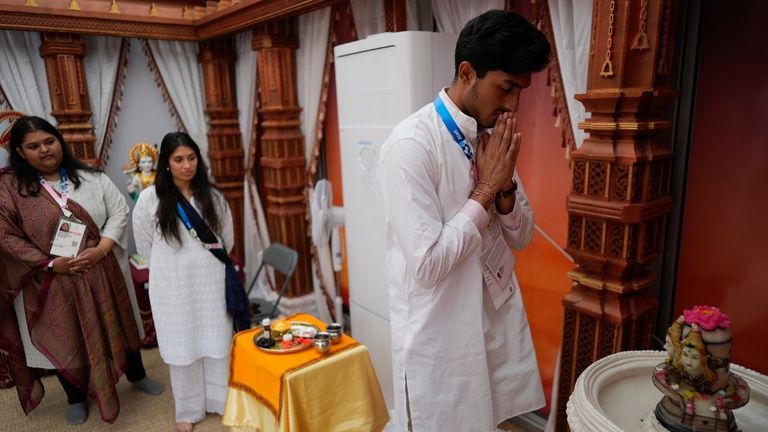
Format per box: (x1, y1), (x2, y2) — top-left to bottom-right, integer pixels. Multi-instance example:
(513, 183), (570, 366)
(0, 116), (163, 425)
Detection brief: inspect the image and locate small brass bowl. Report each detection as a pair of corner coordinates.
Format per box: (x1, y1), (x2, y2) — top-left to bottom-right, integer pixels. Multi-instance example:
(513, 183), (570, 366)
(313, 332), (331, 354)
(326, 323), (343, 344)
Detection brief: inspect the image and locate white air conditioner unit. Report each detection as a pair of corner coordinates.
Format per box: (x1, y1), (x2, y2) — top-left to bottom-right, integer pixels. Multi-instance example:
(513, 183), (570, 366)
(334, 31), (458, 410)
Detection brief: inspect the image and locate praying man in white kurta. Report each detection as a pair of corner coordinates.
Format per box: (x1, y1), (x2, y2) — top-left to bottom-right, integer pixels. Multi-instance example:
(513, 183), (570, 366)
(376, 10), (551, 432)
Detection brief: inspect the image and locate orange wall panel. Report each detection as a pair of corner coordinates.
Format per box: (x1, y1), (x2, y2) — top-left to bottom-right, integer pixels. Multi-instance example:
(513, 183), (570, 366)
(674, 0), (768, 374)
(515, 65), (574, 412)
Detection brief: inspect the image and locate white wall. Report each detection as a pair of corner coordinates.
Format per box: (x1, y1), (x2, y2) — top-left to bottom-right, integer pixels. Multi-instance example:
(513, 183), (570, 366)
(102, 38), (177, 254)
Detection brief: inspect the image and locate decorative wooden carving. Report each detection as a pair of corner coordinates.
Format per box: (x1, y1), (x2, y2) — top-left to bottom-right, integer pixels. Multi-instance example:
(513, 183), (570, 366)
(251, 19), (312, 299)
(554, 1), (680, 430)
(198, 37), (245, 260)
(383, 0), (407, 32)
(39, 32), (97, 165)
(0, 6), (197, 41)
(197, 0), (343, 39)
(0, 0), (345, 42)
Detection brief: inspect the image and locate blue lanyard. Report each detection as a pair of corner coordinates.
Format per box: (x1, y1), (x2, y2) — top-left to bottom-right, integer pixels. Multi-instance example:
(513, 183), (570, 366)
(38, 167), (69, 195)
(434, 95), (474, 162)
(59, 168), (68, 196)
(176, 202), (198, 237)
(176, 202), (222, 250)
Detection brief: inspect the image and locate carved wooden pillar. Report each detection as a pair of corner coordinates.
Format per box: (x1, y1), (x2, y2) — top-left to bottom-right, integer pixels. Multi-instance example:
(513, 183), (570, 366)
(554, 1), (679, 430)
(198, 37), (245, 260)
(39, 33), (97, 165)
(251, 19), (312, 298)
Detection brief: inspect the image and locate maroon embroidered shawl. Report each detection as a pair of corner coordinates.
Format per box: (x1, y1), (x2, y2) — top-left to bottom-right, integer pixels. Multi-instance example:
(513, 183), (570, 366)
(0, 170), (141, 423)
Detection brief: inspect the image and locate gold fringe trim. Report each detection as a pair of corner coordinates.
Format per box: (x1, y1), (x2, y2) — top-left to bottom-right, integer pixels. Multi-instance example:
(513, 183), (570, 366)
(99, 37), (130, 165)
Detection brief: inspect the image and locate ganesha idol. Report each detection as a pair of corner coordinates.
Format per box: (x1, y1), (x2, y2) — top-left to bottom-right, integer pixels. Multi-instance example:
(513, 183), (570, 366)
(652, 306), (750, 432)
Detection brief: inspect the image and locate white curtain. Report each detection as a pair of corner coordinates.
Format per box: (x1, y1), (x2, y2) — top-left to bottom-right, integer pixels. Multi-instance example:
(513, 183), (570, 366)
(236, 31), (257, 158)
(297, 7), (334, 322)
(548, 0), (591, 148)
(0, 92), (9, 167)
(408, 0), (434, 31)
(0, 30), (53, 122)
(297, 7), (332, 166)
(234, 30), (272, 296)
(431, 0), (504, 33)
(84, 36), (123, 156)
(145, 40), (208, 152)
(0, 90), (8, 111)
(350, 0), (386, 39)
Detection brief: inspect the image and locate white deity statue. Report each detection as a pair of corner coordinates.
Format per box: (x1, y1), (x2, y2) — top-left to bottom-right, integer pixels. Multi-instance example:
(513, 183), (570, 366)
(124, 142), (158, 201)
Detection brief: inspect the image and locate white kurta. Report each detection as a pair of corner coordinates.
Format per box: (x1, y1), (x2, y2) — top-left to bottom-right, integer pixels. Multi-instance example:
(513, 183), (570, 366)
(13, 170), (143, 368)
(376, 90), (545, 432)
(132, 186), (233, 366)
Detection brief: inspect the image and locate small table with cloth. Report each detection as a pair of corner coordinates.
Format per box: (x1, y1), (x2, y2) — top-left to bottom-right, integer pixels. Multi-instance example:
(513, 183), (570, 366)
(222, 313), (389, 432)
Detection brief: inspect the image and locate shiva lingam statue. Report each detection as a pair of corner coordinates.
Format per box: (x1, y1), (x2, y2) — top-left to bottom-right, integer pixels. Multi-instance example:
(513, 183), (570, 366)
(124, 142), (158, 201)
(652, 306), (750, 432)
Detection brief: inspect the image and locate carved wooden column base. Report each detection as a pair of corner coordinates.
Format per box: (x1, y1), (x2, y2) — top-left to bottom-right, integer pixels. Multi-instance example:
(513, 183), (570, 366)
(555, 279), (657, 431)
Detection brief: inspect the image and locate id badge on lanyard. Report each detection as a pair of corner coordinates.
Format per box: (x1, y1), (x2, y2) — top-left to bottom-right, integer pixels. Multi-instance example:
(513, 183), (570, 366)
(50, 217), (86, 257)
(480, 218), (517, 310)
(40, 169), (86, 257)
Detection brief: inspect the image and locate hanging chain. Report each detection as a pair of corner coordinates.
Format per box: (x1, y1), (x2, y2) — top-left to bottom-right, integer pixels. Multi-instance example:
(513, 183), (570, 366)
(600, 0), (616, 77)
(632, 0), (650, 50)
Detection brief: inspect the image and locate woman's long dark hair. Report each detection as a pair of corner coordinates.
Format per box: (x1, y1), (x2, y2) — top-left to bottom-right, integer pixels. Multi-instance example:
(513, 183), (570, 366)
(8, 116), (97, 196)
(154, 131), (222, 244)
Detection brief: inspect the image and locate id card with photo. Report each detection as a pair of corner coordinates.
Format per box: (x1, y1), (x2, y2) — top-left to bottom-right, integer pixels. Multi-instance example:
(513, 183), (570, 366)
(481, 235), (517, 310)
(50, 218), (86, 257)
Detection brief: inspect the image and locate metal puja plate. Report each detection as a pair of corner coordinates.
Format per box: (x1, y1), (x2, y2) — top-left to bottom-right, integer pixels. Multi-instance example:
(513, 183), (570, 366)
(252, 321), (320, 354)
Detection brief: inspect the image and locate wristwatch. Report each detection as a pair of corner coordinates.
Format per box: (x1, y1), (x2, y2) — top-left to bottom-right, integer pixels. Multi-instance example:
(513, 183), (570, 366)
(500, 180), (518, 198)
(47, 259), (55, 272)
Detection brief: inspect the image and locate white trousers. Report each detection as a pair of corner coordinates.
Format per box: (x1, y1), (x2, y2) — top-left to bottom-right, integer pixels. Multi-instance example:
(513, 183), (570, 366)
(168, 356), (229, 423)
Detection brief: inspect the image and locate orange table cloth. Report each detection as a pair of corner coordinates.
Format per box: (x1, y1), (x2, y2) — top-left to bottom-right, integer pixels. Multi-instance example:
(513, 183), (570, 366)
(223, 313), (389, 432)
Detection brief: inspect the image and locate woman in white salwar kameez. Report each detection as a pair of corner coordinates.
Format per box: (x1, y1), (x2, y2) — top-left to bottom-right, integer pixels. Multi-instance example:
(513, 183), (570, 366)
(132, 132), (234, 432)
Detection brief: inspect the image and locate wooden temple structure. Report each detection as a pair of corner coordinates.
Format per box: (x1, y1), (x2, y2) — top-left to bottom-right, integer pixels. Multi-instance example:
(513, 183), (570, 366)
(6, 1), (765, 430)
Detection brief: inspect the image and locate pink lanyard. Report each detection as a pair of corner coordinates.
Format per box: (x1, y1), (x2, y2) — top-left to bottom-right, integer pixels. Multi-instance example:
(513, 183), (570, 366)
(39, 171), (73, 218)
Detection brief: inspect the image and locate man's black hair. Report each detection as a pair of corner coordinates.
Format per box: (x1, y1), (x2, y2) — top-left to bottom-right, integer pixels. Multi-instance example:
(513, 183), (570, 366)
(455, 10), (551, 79)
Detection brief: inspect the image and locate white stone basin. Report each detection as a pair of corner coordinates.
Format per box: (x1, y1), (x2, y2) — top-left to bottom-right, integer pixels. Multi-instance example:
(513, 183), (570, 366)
(567, 350), (768, 432)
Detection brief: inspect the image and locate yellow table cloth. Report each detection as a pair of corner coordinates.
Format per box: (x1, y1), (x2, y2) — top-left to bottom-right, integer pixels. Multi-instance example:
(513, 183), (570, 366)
(223, 314), (389, 432)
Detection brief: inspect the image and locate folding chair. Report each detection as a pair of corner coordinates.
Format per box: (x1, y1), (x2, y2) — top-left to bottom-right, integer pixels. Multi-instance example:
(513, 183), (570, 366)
(246, 243), (299, 325)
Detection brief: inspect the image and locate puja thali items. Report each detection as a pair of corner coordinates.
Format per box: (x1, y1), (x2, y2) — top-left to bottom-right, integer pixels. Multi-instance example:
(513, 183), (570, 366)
(253, 321), (319, 354)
